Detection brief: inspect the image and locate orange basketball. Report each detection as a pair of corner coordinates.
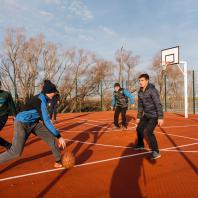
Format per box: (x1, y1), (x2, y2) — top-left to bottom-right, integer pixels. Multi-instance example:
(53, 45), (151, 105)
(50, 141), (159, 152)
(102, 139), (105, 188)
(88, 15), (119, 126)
(62, 151), (75, 169)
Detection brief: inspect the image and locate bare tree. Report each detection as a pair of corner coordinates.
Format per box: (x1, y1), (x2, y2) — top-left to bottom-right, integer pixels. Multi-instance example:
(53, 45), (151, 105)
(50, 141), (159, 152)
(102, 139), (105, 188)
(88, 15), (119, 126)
(0, 27), (25, 98)
(115, 48), (140, 90)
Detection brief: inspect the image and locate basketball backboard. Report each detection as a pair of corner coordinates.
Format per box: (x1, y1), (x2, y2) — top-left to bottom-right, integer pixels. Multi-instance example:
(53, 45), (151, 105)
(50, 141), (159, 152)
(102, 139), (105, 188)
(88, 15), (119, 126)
(161, 46), (179, 67)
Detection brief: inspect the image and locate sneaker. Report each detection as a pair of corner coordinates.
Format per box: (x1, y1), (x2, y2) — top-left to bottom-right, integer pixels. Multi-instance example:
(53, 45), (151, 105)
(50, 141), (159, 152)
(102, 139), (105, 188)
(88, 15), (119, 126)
(133, 145), (145, 151)
(113, 125), (120, 130)
(54, 162), (63, 168)
(151, 151), (161, 160)
(122, 126), (128, 131)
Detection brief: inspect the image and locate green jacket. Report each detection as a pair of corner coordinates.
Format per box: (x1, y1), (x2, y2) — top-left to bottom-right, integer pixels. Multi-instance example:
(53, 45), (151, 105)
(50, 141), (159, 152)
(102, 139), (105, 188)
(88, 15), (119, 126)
(0, 90), (17, 116)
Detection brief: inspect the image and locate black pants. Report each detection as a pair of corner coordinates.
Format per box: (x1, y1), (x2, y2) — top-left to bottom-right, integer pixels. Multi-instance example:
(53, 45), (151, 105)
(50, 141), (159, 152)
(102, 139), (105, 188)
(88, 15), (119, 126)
(0, 114), (11, 149)
(114, 106), (127, 127)
(136, 116), (159, 152)
(50, 103), (58, 121)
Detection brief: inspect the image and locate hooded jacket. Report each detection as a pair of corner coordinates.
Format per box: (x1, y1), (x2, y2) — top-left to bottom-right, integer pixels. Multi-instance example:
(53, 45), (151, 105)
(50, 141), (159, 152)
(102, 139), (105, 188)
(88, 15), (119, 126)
(137, 83), (163, 119)
(15, 92), (61, 138)
(112, 88), (134, 108)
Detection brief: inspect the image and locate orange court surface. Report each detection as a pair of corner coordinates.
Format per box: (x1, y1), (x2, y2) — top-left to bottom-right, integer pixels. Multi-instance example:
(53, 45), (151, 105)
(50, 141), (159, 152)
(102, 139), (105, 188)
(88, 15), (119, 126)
(0, 111), (198, 198)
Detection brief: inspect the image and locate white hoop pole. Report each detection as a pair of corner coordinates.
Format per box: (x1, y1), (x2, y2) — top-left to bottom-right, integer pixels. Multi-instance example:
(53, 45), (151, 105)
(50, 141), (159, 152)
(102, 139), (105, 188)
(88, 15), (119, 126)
(180, 61), (188, 118)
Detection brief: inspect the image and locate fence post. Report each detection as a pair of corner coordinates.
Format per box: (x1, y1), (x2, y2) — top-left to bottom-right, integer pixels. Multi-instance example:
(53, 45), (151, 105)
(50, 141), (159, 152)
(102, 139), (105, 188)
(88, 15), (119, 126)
(75, 77), (78, 112)
(193, 70), (196, 114)
(100, 80), (103, 111)
(164, 74), (167, 112)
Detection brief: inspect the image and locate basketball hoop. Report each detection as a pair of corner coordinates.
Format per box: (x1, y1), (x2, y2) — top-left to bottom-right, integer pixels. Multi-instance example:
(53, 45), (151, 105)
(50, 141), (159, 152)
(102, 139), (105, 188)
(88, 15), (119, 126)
(161, 46), (188, 118)
(162, 61), (172, 71)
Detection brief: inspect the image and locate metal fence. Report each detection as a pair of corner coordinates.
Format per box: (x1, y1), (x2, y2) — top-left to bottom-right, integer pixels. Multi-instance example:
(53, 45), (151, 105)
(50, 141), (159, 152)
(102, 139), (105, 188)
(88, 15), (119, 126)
(162, 70), (198, 114)
(83, 70), (198, 115)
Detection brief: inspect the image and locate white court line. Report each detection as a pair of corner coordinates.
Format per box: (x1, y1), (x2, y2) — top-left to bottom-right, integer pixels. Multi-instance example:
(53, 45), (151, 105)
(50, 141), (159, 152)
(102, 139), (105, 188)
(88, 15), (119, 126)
(77, 118), (198, 141)
(59, 128), (135, 133)
(64, 139), (198, 151)
(155, 131), (198, 141)
(83, 122), (136, 130)
(161, 124), (198, 129)
(162, 150), (198, 153)
(66, 139), (198, 153)
(0, 141), (197, 182)
(65, 138), (132, 149)
(0, 142), (198, 182)
(77, 117), (198, 129)
(58, 128), (198, 141)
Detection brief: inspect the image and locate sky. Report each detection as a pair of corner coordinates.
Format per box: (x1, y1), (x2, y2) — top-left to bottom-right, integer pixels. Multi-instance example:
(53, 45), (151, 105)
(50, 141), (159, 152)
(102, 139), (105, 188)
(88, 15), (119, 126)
(0, 0), (198, 71)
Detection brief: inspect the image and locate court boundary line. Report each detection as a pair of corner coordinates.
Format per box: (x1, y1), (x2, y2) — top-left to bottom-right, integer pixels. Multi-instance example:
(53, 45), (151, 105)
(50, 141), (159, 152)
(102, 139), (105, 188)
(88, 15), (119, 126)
(76, 119), (198, 141)
(63, 139), (198, 151)
(0, 142), (197, 182)
(77, 118), (198, 129)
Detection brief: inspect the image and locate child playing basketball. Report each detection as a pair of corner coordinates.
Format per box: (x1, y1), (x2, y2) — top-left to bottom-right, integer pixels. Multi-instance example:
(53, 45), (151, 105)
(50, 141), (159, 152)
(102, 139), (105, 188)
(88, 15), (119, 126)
(134, 74), (164, 159)
(49, 91), (60, 123)
(0, 80), (66, 168)
(0, 81), (17, 150)
(112, 83), (135, 130)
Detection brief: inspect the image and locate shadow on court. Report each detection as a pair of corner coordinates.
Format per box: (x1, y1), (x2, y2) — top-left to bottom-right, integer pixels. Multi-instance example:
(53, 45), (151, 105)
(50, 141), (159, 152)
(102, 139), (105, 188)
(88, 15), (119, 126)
(36, 123), (110, 198)
(55, 113), (92, 123)
(110, 143), (156, 198)
(159, 127), (198, 175)
(0, 121), (86, 174)
(0, 150), (52, 174)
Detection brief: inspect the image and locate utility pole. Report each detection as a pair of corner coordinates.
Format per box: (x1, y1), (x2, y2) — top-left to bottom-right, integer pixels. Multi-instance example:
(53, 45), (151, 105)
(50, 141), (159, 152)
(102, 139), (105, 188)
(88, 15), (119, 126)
(119, 46), (123, 84)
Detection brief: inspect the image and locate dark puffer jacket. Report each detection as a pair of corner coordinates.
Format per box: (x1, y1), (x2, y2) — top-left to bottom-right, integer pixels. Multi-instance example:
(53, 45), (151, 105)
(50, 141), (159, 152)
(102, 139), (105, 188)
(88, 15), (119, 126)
(137, 83), (163, 119)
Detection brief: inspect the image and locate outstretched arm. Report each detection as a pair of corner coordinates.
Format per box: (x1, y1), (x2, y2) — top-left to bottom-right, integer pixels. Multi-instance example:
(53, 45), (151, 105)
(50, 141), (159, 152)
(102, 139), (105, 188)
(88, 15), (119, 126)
(123, 89), (135, 104)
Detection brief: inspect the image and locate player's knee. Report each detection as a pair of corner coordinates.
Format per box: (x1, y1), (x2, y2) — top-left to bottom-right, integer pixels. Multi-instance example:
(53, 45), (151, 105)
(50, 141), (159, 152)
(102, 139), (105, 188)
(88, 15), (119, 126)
(145, 129), (153, 137)
(9, 146), (23, 158)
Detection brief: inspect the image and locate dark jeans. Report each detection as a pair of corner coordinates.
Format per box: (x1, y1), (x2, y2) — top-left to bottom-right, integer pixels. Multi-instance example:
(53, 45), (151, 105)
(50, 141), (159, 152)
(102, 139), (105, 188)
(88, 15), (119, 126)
(114, 106), (127, 127)
(0, 114), (11, 149)
(0, 121), (61, 164)
(136, 116), (159, 152)
(50, 103), (58, 121)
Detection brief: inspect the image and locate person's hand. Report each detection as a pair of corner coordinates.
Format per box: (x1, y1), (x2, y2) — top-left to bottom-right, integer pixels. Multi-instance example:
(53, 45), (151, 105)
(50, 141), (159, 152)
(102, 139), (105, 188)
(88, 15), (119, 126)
(111, 106), (114, 111)
(130, 104), (135, 109)
(136, 119), (140, 124)
(158, 119), (164, 127)
(58, 137), (66, 149)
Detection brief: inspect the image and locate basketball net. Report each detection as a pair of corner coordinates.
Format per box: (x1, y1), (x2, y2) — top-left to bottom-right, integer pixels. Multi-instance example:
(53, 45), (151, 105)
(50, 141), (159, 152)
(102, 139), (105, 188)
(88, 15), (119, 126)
(162, 61), (172, 71)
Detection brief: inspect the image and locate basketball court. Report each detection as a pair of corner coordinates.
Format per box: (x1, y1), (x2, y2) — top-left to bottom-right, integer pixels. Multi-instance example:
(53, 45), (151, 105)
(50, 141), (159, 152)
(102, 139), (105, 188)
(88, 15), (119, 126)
(0, 111), (197, 198)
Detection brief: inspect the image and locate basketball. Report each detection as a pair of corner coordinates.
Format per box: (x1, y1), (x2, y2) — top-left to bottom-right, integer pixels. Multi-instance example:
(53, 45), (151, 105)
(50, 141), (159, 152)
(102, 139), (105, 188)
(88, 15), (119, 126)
(62, 150), (75, 169)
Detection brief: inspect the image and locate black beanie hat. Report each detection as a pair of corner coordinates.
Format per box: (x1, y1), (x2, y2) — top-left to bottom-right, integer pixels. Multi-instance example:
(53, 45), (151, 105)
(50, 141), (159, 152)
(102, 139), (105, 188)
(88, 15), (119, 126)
(43, 80), (57, 94)
(114, 82), (120, 87)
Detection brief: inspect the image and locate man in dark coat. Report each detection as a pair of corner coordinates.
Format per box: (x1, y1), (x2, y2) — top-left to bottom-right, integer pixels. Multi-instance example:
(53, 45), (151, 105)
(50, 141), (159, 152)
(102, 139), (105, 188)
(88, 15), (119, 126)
(134, 74), (164, 160)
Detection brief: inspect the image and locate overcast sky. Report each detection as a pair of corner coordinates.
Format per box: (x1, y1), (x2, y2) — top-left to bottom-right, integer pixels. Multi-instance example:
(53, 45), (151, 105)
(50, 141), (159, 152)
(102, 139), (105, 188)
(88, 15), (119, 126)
(0, 0), (198, 70)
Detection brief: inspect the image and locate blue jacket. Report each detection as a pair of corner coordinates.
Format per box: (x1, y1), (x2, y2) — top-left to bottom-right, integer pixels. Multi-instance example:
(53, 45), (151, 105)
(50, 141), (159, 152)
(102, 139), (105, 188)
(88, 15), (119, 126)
(112, 88), (134, 107)
(16, 93), (61, 138)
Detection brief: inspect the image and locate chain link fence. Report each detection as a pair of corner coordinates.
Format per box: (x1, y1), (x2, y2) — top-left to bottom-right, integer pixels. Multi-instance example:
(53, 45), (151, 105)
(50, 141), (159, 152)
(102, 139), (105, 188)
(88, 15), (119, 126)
(162, 70), (198, 114)
(81, 70), (198, 115)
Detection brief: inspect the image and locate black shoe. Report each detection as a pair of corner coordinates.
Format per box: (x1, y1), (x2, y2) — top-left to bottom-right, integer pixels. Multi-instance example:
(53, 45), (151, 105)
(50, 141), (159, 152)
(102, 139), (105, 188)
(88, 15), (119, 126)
(151, 151), (161, 160)
(5, 143), (12, 150)
(133, 145), (145, 150)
